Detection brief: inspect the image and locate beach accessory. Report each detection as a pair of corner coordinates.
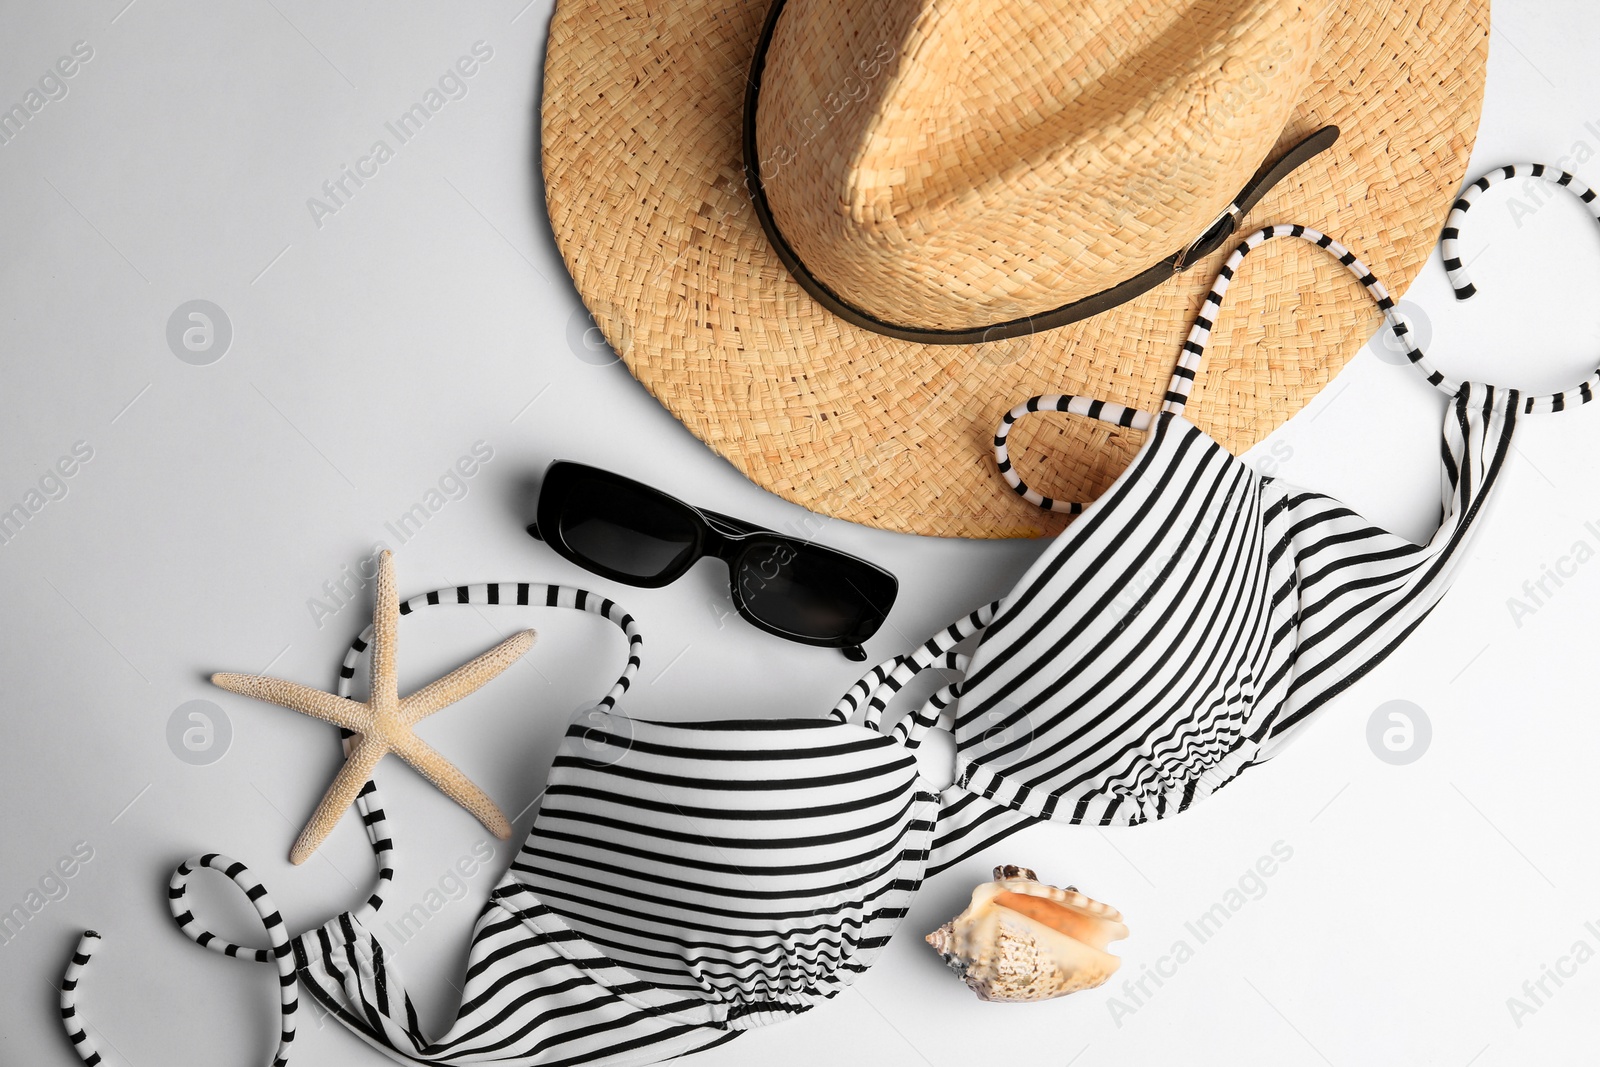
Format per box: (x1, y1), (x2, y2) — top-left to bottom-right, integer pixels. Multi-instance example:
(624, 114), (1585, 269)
(212, 551), (535, 863)
(527, 460), (898, 659)
(541, 0), (1489, 537)
(65, 581), (650, 1067)
(61, 165), (1597, 1066)
(953, 197), (1600, 823)
(63, 580), (1018, 1066)
(925, 865), (1128, 1003)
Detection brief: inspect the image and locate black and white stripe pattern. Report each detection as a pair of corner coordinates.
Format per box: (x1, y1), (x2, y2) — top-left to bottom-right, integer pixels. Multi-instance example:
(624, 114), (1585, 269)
(293, 885), (741, 1065)
(995, 396), (1153, 512)
(956, 220), (1593, 827)
(290, 608), (966, 1059)
(1440, 163), (1600, 414)
(510, 714), (938, 1024)
(997, 224), (1460, 512)
(63, 582), (658, 1067)
(1176, 224), (1456, 397)
(292, 582), (669, 1066)
(1442, 163), (1600, 300)
(149, 587), (1028, 1064)
(58, 931), (103, 1066)
(823, 601), (1044, 874)
(829, 601), (995, 734)
(169, 853), (300, 1065)
(337, 581), (643, 714)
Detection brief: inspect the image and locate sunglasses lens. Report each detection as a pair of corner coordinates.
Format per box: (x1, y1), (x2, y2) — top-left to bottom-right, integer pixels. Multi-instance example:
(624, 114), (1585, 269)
(735, 540), (894, 643)
(557, 479), (698, 581)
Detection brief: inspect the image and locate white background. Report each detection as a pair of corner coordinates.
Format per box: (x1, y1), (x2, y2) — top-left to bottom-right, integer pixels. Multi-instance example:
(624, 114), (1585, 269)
(3, 1), (1600, 1064)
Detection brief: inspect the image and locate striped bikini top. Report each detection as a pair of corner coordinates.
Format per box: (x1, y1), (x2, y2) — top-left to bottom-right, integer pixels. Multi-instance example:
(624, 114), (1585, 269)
(60, 165), (1600, 1067)
(963, 177), (1600, 826)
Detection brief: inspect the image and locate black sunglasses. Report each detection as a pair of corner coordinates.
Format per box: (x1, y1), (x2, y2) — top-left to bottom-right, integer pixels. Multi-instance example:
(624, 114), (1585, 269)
(526, 461), (897, 660)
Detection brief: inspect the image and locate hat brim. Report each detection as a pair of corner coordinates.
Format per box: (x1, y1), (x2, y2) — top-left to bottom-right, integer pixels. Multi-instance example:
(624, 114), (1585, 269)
(541, 0), (1488, 539)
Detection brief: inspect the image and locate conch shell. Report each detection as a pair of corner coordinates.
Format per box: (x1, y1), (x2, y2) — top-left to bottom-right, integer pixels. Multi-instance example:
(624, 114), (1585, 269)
(925, 865), (1127, 1002)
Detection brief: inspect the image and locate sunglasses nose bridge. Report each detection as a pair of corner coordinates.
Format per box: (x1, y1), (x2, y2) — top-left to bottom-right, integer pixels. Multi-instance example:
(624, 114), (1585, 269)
(698, 514), (754, 566)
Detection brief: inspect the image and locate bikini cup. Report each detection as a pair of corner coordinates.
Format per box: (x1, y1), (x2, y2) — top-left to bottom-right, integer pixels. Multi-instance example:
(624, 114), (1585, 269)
(61, 585), (1000, 1067)
(58, 164), (1600, 1067)
(951, 168), (1600, 828)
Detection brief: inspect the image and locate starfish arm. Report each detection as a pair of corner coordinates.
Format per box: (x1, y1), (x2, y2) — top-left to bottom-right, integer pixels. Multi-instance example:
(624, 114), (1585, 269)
(400, 630), (536, 725)
(289, 735), (388, 865)
(392, 733), (512, 840)
(370, 550), (399, 709)
(211, 673), (368, 731)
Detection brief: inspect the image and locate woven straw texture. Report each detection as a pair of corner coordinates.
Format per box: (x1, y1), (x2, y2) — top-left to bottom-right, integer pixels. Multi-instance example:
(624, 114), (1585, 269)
(758, 0), (1321, 329)
(542, 0), (1488, 539)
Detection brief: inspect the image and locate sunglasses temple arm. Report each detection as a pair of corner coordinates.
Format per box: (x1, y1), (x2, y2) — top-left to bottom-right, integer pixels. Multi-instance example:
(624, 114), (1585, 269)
(841, 644), (867, 662)
(525, 521), (544, 541)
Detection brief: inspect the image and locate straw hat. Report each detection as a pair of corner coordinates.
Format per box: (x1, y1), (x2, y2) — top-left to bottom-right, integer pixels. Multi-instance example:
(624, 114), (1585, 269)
(542, 0), (1487, 538)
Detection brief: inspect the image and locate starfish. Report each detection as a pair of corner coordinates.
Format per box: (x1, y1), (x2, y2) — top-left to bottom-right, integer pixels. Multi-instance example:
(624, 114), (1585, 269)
(213, 551), (535, 864)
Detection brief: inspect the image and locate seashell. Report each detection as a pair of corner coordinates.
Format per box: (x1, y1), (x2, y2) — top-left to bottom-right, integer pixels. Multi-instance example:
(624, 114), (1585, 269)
(925, 864), (1127, 1003)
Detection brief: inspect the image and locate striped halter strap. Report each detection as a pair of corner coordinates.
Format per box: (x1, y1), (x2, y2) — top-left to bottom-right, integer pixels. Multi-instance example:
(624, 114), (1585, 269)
(58, 164), (1600, 1067)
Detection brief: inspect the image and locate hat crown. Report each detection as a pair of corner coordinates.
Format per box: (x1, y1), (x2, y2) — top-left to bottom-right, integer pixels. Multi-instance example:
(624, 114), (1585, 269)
(754, 0), (1324, 330)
